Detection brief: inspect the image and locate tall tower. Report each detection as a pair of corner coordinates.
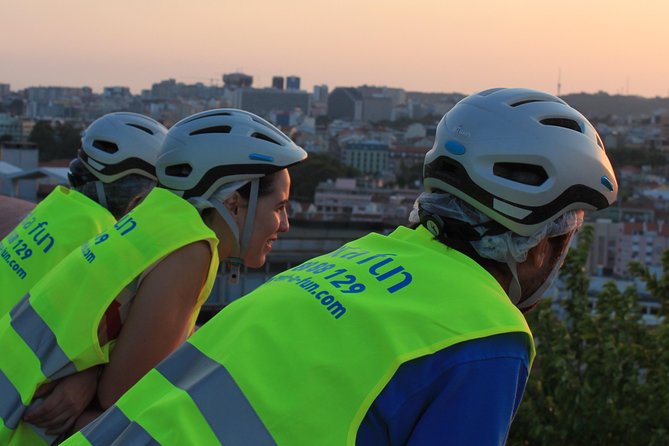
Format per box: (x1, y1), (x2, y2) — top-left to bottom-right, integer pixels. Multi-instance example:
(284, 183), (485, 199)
(272, 76), (284, 90)
(286, 76), (301, 91)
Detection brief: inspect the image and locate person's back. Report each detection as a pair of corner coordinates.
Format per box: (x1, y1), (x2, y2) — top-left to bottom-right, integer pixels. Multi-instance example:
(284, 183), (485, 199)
(61, 88), (619, 446)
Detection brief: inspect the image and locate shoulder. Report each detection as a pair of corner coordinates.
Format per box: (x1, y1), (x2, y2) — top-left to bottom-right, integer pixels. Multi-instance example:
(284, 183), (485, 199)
(156, 241), (212, 273)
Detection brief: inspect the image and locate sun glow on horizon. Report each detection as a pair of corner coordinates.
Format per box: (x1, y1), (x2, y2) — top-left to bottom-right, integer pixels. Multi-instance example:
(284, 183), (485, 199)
(2, 0), (667, 98)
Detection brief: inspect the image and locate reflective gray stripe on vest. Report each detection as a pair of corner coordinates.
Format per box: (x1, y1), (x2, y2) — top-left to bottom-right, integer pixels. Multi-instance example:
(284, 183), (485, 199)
(0, 375), (57, 443)
(82, 406), (159, 446)
(0, 368), (24, 429)
(9, 294), (77, 379)
(156, 342), (277, 446)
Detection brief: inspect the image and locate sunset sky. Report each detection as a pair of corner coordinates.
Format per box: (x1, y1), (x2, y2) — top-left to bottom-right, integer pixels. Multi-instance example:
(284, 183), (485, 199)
(2, 0), (667, 97)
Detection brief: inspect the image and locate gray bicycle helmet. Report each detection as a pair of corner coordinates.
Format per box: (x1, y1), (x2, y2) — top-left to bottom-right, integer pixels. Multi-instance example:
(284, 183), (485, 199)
(157, 108), (307, 200)
(423, 87), (618, 237)
(77, 112), (167, 183)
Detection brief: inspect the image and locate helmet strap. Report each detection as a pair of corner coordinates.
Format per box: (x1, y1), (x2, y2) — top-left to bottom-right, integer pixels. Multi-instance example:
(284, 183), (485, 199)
(506, 259), (522, 305)
(208, 198), (243, 284)
(239, 178), (259, 263)
(94, 181), (108, 210)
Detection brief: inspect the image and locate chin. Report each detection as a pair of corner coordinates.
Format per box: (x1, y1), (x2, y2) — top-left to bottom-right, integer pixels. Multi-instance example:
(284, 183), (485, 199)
(244, 255), (265, 269)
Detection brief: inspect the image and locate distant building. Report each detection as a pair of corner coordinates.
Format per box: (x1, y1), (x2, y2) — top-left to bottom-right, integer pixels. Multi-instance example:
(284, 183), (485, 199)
(361, 96), (393, 123)
(588, 219), (621, 276)
(328, 88), (363, 121)
(0, 84), (10, 100)
(342, 141), (389, 174)
(24, 86), (92, 119)
(272, 76), (284, 90)
(313, 85), (328, 103)
(327, 87), (396, 122)
(286, 76), (301, 91)
(0, 142), (39, 200)
(0, 113), (23, 142)
(233, 88), (310, 117)
(657, 112), (669, 150)
(614, 221), (669, 277)
(390, 145), (429, 174)
(103, 86), (132, 98)
(223, 72), (253, 89)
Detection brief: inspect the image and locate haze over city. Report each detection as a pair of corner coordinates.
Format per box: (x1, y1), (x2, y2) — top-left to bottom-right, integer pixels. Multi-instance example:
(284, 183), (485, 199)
(2, 0), (667, 97)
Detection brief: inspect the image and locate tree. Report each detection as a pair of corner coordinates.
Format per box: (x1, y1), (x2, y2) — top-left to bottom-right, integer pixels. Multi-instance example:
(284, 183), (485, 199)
(394, 160), (422, 188)
(29, 121), (57, 157)
(288, 152), (360, 202)
(508, 225), (669, 445)
(29, 121), (81, 161)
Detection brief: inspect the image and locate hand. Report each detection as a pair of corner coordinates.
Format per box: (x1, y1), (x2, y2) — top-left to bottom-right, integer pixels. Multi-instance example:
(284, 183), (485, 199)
(23, 366), (100, 435)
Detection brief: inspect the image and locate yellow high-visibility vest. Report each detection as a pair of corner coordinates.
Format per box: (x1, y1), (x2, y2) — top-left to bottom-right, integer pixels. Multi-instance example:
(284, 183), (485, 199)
(0, 187), (219, 445)
(64, 226), (533, 446)
(0, 186), (115, 316)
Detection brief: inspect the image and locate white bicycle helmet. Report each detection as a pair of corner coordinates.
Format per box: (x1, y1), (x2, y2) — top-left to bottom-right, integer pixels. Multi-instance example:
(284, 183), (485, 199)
(157, 108), (307, 200)
(157, 108), (307, 282)
(77, 112), (167, 183)
(423, 87), (618, 237)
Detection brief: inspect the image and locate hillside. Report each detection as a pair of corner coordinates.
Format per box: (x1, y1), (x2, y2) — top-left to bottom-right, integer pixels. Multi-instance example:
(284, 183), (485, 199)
(557, 92), (669, 118)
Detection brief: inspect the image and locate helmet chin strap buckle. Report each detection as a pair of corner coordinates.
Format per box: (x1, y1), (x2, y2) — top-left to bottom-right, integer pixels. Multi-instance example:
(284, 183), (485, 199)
(226, 257), (243, 284)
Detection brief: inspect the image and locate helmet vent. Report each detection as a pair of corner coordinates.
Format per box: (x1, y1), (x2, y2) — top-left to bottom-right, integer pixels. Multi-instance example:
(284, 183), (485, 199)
(165, 163), (193, 177)
(126, 123), (154, 135)
(251, 132), (279, 145)
(493, 162), (548, 186)
(92, 140), (119, 154)
(540, 118), (582, 133)
(181, 112), (232, 125)
(510, 99), (544, 107)
(189, 126), (232, 136)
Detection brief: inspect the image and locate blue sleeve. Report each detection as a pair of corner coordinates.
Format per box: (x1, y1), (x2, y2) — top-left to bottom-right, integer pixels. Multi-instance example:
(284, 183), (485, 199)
(356, 332), (531, 446)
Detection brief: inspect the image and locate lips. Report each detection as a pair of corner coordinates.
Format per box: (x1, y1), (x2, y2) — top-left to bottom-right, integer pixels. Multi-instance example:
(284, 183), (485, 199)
(266, 238), (277, 251)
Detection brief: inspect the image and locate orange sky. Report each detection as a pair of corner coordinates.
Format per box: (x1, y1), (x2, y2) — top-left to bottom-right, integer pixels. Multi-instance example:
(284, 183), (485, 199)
(2, 0), (667, 97)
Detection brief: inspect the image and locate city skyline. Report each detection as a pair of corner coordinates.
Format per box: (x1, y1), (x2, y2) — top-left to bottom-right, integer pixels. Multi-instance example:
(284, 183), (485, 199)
(2, 0), (668, 98)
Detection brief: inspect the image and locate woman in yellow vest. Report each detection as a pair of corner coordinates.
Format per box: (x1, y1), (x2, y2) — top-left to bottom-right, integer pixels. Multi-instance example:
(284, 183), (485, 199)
(62, 88), (618, 446)
(0, 109), (307, 444)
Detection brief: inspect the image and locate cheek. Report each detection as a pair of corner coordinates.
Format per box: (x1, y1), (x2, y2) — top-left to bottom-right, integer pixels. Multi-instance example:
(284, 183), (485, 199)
(253, 211), (280, 241)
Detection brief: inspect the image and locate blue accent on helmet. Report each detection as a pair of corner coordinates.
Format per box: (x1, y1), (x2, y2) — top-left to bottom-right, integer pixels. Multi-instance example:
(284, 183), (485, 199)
(249, 153), (274, 162)
(445, 140), (466, 155)
(601, 176), (614, 192)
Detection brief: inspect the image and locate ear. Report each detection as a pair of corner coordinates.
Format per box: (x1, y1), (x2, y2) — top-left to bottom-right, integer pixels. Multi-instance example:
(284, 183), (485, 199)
(223, 191), (242, 216)
(526, 237), (550, 268)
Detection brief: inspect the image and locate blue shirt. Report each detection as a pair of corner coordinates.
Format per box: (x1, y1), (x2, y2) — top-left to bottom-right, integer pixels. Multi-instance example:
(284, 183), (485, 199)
(357, 332), (531, 445)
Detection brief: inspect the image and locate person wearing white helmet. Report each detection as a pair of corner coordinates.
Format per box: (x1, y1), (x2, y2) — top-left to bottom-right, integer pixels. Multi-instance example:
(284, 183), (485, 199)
(2, 111), (166, 312)
(0, 112), (166, 444)
(0, 108), (306, 445)
(60, 88), (617, 446)
(68, 111), (167, 219)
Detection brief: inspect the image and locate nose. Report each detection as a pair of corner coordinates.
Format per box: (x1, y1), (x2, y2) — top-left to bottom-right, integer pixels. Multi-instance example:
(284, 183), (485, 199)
(279, 209), (290, 233)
